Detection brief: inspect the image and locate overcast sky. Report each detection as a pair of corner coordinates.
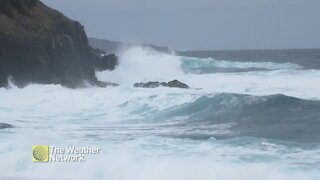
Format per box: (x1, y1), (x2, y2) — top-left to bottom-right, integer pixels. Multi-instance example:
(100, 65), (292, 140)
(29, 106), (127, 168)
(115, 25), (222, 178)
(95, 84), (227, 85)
(42, 0), (320, 50)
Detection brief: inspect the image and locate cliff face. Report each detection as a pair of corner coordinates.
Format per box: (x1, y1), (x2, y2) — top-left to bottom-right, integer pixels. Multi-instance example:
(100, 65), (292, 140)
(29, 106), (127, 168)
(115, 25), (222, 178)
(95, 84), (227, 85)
(0, 0), (110, 88)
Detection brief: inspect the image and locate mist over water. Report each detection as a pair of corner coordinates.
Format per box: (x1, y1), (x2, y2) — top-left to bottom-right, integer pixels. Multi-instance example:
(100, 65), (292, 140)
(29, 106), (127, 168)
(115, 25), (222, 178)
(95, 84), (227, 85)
(98, 47), (320, 99)
(1, 47), (320, 179)
(97, 47), (184, 84)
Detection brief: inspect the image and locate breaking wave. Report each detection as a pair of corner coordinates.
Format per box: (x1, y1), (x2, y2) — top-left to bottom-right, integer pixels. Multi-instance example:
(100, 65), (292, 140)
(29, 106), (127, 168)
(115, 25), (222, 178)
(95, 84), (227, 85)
(149, 93), (320, 142)
(1, 47), (320, 180)
(181, 56), (303, 74)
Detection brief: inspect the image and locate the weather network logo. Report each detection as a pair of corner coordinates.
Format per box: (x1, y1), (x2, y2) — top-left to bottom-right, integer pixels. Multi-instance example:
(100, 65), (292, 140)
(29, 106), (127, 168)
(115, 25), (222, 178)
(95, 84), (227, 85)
(32, 145), (49, 162)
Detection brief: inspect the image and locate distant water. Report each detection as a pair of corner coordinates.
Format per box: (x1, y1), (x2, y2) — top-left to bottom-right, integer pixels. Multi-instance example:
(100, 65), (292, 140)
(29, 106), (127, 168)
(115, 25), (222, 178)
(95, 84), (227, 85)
(178, 49), (320, 69)
(0, 47), (320, 180)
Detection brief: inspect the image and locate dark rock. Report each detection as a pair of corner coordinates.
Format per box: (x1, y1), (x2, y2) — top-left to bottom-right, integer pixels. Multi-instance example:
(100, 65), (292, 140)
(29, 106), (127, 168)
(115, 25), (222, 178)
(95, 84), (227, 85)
(134, 80), (190, 89)
(91, 47), (106, 56)
(167, 80), (190, 89)
(105, 81), (119, 87)
(0, 69), (8, 87)
(0, 0), (116, 88)
(144, 81), (161, 88)
(133, 83), (143, 88)
(93, 53), (118, 71)
(134, 82), (161, 88)
(0, 0), (37, 17)
(0, 123), (13, 129)
(160, 82), (169, 87)
(96, 81), (119, 87)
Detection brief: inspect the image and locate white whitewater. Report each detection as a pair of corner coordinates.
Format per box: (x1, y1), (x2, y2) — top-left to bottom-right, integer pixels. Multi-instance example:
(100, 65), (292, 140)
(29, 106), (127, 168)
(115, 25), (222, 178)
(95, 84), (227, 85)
(0, 47), (320, 180)
(98, 47), (320, 100)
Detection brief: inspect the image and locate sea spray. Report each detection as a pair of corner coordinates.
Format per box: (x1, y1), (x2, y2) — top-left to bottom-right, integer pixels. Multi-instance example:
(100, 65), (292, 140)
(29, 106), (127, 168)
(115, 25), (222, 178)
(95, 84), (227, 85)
(97, 46), (184, 84)
(1, 48), (320, 180)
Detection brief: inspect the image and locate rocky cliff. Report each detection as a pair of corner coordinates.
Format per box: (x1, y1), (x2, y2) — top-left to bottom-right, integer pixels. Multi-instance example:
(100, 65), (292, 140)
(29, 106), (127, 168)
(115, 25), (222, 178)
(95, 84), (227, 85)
(89, 37), (172, 54)
(0, 0), (114, 88)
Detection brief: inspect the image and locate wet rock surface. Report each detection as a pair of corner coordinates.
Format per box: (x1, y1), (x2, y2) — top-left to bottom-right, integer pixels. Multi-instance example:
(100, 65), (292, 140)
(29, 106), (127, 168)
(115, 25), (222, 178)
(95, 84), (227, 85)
(134, 80), (190, 89)
(0, 0), (117, 88)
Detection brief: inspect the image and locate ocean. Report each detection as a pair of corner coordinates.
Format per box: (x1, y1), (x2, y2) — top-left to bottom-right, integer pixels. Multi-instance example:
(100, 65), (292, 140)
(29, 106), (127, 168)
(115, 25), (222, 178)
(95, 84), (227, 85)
(0, 47), (320, 180)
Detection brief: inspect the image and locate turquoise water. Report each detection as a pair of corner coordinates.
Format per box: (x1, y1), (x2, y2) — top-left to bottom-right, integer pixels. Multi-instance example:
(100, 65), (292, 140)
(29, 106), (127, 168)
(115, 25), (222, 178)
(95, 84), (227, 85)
(0, 47), (320, 180)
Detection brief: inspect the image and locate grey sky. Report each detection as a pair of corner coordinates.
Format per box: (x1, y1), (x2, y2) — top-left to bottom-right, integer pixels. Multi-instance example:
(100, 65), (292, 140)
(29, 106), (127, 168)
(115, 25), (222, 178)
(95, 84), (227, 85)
(42, 0), (320, 50)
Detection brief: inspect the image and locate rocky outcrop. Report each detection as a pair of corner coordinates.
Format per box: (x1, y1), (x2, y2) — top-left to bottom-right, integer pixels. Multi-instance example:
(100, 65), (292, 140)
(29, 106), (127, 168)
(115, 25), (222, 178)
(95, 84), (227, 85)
(93, 54), (118, 71)
(167, 80), (190, 89)
(97, 81), (119, 87)
(134, 80), (190, 89)
(0, 0), (117, 88)
(134, 81), (166, 88)
(89, 38), (172, 54)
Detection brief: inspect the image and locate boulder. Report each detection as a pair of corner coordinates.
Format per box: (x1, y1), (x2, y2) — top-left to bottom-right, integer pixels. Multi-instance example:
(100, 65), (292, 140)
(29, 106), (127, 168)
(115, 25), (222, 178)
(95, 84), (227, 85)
(134, 81), (162, 88)
(134, 80), (190, 89)
(167, 80), (189, 89)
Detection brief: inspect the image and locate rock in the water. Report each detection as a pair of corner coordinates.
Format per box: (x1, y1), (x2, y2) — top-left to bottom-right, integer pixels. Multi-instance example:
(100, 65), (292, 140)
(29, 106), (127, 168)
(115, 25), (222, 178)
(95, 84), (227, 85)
(0, 0), (115, 88)
(93, 53), (118, 71)
(134, 80), (190, 89)
(105, 81), (119, 87)
(97, 81), (119, 87)
(167, 80), (190, 89)
(0, 123), (13, 129)
(134, 81), (161, 88)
